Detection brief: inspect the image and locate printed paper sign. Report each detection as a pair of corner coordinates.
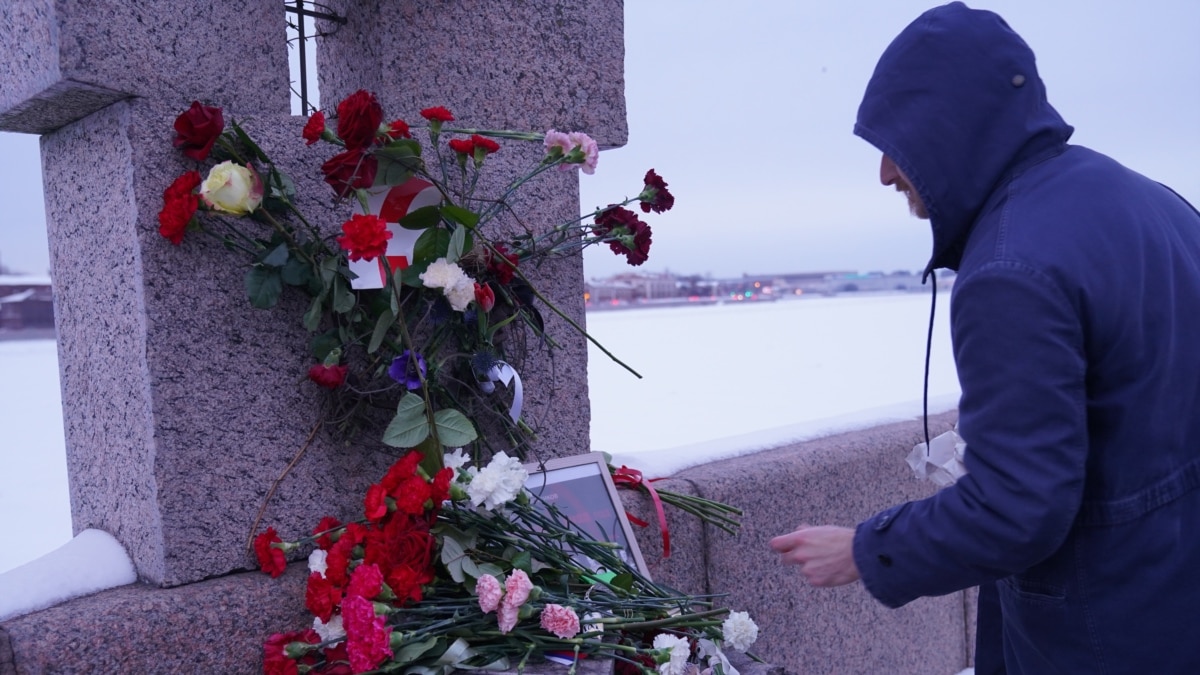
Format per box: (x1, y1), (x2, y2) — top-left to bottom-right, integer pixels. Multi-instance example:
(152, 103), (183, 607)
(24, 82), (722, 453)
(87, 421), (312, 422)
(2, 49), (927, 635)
(348, 177), (441, 289)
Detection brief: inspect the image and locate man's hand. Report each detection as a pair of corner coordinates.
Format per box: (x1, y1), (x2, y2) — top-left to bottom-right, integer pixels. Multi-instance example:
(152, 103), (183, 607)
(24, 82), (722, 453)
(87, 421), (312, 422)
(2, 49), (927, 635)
(769, 525), (861, 587)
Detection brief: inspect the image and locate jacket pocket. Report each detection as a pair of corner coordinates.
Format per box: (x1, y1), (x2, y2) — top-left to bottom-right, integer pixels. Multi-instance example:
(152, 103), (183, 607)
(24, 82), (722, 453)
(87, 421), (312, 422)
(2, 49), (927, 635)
(1002, 573), (1066, 603)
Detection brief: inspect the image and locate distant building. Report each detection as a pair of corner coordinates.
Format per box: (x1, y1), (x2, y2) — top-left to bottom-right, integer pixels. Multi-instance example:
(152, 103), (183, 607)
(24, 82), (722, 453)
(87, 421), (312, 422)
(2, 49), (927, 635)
(0, 275), (55, 330)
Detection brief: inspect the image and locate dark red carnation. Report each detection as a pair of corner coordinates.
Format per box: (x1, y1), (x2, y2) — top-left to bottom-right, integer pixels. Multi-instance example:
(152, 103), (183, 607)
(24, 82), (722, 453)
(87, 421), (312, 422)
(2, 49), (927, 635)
(386, 119), (411, 139)
(324, 545), (352, 587)
(303, 111), (326, 146)
(639, 169), (675, 214)
(471, 134), (500, 154)
(430, 467), (453, 506)
(254, 527), (288, 578)
(593, 206), (653, 266)
(335, 90), (385, 150)
(380, 452), (423, 493)
(419, 106), (455, 123)
(173, 101), (224, 161)
(392, 475), (432, 515)
(321, 149), (378, 199)
(308, 364), (348, 389)
(264, 629), (321, 675)
(448, 138), (474, 155)
(384, 564), (428, 606)
(364, 483), (389, 522)
(312, 516), (343, 550)
(158, 171), (202, 245)
(487, 244), (520, 285)
(321, 644), (352, 675)
(305, 572), (342, 623)
(336, 214), (392, 262)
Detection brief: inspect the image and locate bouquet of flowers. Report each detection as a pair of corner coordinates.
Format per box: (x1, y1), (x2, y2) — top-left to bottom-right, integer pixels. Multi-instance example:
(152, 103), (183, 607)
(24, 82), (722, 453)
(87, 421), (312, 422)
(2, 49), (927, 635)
(160, 90), (674, 471)
(255, 450), (759, 675)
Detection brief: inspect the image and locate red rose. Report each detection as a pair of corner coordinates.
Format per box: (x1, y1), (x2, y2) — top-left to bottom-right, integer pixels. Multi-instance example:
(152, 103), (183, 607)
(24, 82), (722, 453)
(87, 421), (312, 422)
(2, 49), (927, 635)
(594, 206), (653, 266)
(336, 214), (392, 262)
(487, 244), (520, 285)
(471, 134), (500, 154)
(305, 571), (342, 623)
(302, 111), (326, 146)
(311, 516), (342, 550)
(474, 282), (495, 313)
(419, 106), (455, 123)
(308, 364), (348, 389)
(364, 483), (389, 522)
(639, 169), (675, 214)
(173, 101), (224, 161)
(386, 119), (410, 139)
(335, 90), (384, 150)
(158, 171), (202, 245)
(321, 149), (378, 199)
(254, 527), (288, 578)
(447, 138), (474, 155)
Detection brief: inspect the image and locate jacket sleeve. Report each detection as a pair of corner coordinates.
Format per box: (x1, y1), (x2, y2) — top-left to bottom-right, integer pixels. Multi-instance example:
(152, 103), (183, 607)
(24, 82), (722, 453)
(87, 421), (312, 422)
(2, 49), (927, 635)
(853, 261), (1088, 608)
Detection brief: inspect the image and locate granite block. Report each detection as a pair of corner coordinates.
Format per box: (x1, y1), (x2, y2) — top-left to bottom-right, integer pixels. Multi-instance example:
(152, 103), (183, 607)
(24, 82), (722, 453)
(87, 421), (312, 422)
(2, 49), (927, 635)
(619, 476), (710, 596)
(0, 0), (290, 133)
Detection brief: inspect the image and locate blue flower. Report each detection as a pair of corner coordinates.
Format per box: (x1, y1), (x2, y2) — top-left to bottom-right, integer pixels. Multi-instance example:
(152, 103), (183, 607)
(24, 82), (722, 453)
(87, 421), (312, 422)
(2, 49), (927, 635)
(388, 350), (427, 391)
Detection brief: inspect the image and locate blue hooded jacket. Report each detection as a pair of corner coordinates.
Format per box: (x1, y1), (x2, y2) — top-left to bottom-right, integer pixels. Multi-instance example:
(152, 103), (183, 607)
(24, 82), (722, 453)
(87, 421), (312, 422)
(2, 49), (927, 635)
(851, 3), (1200, 672)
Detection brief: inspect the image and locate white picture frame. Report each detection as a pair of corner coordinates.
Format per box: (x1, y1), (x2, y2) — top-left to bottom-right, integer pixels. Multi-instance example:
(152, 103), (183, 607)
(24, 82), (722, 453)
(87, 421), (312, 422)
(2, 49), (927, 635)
(523, 452), (651, 579)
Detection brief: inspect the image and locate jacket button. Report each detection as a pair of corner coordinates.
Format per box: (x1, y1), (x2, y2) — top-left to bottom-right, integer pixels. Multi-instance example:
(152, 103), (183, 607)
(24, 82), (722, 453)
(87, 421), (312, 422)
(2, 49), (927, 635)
(878, 554), (893, 568)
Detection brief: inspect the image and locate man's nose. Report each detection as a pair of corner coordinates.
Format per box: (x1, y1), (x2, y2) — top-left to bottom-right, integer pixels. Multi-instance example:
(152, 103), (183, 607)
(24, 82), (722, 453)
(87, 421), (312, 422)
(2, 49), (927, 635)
(880, 155), (900, 186)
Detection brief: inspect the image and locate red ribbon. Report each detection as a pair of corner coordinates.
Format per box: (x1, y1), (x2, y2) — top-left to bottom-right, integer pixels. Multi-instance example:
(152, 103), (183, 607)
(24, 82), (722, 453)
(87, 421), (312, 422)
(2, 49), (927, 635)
(612, 465), (670, 558)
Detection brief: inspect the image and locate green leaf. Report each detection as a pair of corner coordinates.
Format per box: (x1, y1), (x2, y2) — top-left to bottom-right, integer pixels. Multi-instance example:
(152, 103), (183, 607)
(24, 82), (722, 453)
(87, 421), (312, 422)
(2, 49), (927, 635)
(433, 408), (478, 447)
(375, 138), (423, 160)
(610, 571), (635, 592)
(400, 264), (428, 288)
(399, 205), (442, 231)
(442, 204), (480, 228)
(382, 393), (430, 448)
(446, 226), (472, 264)
(376, 156), (416, 187)
(440, 533), (467, 583)
(368, 308), (395, 354)
(476, 562), (504, 578)
(303, 292), (325, 332)
(413, 228), (451, 266)
(319, 255), (339, 285)
(332, 274), (355, 314)
(310, 331), (340, 362)
(510, 551), (532, 574)
(394, 637), (442, 665)
(261, 242), (289, 268)
(230, 120), (270, 163)
(280, 257), (312, 286)
(245, 267), (283, 309)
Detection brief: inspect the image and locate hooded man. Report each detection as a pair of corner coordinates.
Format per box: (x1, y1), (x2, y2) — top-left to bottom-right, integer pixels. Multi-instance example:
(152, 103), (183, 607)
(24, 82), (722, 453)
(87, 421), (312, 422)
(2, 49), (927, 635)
(769, 3), (1200, 673)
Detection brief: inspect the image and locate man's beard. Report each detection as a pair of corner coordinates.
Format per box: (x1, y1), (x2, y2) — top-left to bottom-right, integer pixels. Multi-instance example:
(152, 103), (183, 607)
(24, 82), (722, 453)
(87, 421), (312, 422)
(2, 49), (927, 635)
(895, 179), (929, 219)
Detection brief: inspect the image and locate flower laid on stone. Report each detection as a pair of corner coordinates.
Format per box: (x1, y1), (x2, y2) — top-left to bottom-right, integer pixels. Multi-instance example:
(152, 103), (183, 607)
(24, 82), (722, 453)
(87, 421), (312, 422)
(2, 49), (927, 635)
(721, 611), (759, 652)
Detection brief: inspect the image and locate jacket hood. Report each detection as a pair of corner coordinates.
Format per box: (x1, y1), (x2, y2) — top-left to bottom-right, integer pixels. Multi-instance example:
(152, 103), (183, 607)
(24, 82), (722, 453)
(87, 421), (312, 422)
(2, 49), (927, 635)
(854, 2), (1074, 271)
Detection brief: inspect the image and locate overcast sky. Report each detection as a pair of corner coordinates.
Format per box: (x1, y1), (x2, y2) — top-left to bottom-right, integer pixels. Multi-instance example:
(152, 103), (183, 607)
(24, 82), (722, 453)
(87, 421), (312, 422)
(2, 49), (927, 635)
(1, 1), (1197, 279)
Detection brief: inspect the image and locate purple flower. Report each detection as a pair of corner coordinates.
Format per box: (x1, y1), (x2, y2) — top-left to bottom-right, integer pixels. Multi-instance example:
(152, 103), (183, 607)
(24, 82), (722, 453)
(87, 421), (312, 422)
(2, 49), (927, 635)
(388, 350), (427, 390)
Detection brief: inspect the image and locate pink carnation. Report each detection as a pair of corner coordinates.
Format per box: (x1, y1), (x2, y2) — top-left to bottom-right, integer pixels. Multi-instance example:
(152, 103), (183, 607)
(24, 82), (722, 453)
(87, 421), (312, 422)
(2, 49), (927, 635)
(540, 604), (581, 639)
(476, 574), (503, 613)
(504, 569), (534, 607)
(543, 129), (599, 175)
(568, 131), (599, 175)
(342, 595), (393, 673)
(348, 562), (384, 600)
(497, 602), (520, 634)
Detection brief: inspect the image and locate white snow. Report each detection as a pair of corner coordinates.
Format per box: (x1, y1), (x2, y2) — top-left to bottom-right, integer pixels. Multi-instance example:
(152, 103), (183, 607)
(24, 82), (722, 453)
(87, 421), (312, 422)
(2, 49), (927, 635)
(0, 528), (136, 621)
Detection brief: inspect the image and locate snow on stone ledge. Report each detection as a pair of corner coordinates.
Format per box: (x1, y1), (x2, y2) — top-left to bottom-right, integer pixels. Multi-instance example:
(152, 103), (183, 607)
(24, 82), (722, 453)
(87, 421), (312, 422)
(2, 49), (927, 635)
(0, 528), (137, 621)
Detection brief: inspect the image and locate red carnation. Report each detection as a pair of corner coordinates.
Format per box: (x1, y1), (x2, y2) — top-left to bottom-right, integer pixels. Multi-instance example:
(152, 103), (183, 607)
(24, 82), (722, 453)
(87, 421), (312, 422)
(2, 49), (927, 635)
(447, 138), (474, 155)
(347, 562), (385, 600)
(639, 169), (675, 214)
(342, 595), (394, 673)
(336, 90), (384, 150)
(386, 119), (411, 139)
(321, 149), (378, 199)
(392, 474), (432, 515)
(263, 629), (320, 675)
(380, 452), (423, 493)
(305, 572), (342, 623)
(430, 467), (453, 505)
(419, 106), (455, 123)
(308, 363), (348, 389)
(254, 527), (288, 578)
(471, 134), (500, 154)
(173, 101), (224, 161)
(336, 214), (392, 262)
(364, 483), (389, 522)
(302, 111), (326, 146)
(312, 516), (342, 550)
(487, 244), (520, 285)
(158, 171), (202, 245)
(594, 206), (653, 266)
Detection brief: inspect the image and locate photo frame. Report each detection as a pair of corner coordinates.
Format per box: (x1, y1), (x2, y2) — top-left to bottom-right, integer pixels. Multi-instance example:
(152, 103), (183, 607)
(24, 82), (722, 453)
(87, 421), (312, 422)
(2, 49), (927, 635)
(523, 452), (651, 579)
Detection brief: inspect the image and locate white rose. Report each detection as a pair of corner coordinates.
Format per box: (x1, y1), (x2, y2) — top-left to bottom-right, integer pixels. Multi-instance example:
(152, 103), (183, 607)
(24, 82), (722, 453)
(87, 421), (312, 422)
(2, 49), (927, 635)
(200, 161), (263, 215)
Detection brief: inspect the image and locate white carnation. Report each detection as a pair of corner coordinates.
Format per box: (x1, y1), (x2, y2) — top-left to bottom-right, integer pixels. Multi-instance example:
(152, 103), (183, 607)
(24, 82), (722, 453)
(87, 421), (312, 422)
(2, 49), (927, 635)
(445, 276), (476, 312)
(653, 633), (692, 675)
(721, 611), (758, 652)
(307, 549), (328, 577)
(467, 451), (528, 510)
(444, 448), (471, 471)
(313, 614), (345, 645)
(419, 258), (462, 289)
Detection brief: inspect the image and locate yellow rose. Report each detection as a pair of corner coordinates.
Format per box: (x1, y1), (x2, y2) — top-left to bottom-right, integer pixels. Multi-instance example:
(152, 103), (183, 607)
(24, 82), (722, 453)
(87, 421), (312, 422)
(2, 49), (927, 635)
(200, 161), (263, 215)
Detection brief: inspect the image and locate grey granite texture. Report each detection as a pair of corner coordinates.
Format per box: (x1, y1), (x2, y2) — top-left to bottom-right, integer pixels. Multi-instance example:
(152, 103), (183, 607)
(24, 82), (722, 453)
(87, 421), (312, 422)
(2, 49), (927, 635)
(316, 0), (628, 148)
(0, 0), (290, 133)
